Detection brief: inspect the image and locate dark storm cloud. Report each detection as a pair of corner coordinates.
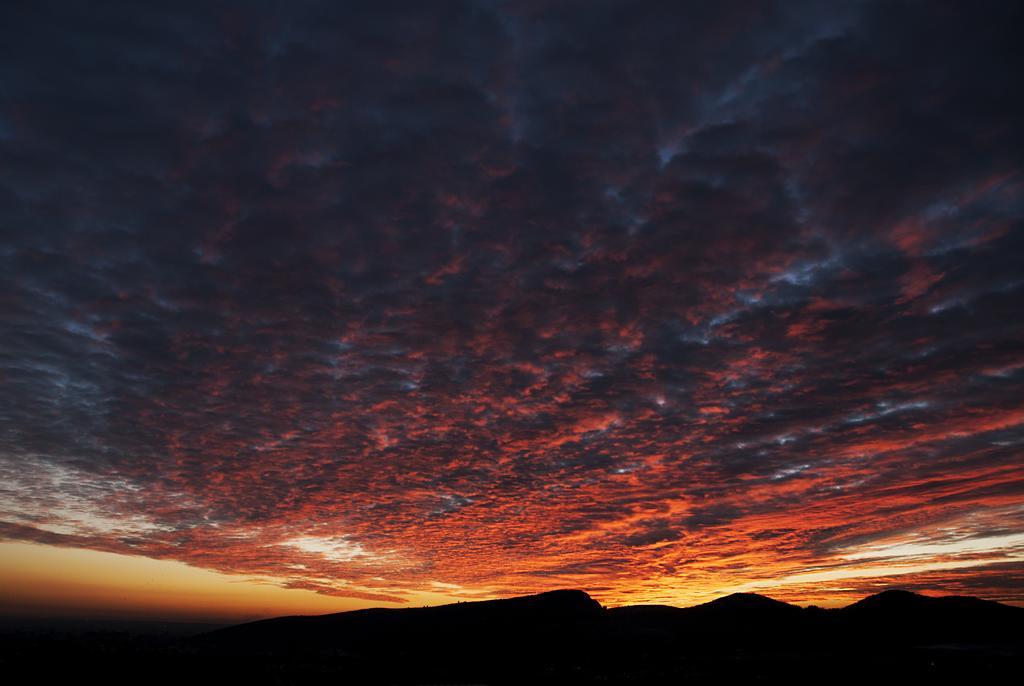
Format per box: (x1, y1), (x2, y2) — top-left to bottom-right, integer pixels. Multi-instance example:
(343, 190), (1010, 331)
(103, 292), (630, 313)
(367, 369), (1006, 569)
(1, 0), (1022, 604)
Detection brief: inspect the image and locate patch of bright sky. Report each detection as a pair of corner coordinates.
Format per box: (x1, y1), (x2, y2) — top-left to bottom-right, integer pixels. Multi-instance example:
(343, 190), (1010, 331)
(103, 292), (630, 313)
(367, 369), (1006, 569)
(279, 535), (369, 562)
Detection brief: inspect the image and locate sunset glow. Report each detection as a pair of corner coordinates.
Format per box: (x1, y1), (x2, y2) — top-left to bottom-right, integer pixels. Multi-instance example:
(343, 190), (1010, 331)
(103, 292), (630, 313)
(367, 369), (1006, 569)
(1, 0), (1022, 622)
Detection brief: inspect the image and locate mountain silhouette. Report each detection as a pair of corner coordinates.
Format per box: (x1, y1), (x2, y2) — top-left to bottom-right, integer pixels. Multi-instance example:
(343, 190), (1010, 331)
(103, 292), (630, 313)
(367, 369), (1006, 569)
(196, 588), (1023, 683)
(206, 588), (1023, 648)
(4, 589), (1021, 684)
(206, 588), (604, 652)
(840, 588), (1022, 643)
(700, 591), (799, 611)
(846, 587), (1015, 615)
(605, 590), (807, 647)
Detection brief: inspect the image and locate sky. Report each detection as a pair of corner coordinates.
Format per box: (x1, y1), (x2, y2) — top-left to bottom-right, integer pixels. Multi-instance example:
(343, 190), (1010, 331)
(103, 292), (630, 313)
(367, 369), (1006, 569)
(1, 0), (1022, 622)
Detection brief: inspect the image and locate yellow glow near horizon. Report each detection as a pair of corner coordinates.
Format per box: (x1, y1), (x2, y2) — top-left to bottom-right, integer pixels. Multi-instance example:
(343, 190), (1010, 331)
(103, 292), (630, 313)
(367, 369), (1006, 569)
(0, 542), (460, 622)
(4, 537), (1022, 621)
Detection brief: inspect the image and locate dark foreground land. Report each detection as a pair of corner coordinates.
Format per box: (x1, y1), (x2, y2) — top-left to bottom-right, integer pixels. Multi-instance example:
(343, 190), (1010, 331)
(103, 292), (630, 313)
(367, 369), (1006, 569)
(2, 589), (1021, 684)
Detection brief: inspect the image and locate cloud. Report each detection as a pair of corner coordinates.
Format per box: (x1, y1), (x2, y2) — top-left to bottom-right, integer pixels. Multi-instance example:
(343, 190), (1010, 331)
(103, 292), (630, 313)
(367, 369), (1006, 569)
(0, 0), (1022, 608)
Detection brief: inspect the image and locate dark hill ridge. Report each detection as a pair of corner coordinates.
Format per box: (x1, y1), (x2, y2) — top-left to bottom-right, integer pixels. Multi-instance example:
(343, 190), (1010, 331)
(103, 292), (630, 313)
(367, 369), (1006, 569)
(219, 587), (601, 636)
(700, 591), (800, 611)
(206, 588), (1023, 650)
(197, 588), (1023, 682)
(839, 588), (1023, 643)
(846, 587), (1017, 615)
(605, 591), (806, 644)
(205, 588), (606, 653)
(601, 591), (799, 615)
(228, 588), (601, 624)
(5, 589), (1022, 685)
(208, 588), (1023, 633)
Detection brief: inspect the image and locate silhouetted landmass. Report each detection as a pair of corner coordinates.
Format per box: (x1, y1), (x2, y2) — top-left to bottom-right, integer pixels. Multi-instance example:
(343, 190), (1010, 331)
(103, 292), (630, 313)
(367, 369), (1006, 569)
(2, 589), (1021, 684)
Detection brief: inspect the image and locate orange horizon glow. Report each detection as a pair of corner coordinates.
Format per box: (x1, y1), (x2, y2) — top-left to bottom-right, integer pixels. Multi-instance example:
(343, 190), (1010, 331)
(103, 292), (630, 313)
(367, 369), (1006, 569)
(0, 542), (470, 623)
(3, 527), (1022, 623)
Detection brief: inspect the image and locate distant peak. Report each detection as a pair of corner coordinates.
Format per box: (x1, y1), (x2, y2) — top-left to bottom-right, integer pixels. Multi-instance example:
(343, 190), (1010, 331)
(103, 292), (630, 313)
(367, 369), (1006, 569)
(514, 589), (602, 612)
(703, 592), (793, 610)
(849, 589), (927, 608)
(534, 588), (594, 600)
(872, 589), (921, 598)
